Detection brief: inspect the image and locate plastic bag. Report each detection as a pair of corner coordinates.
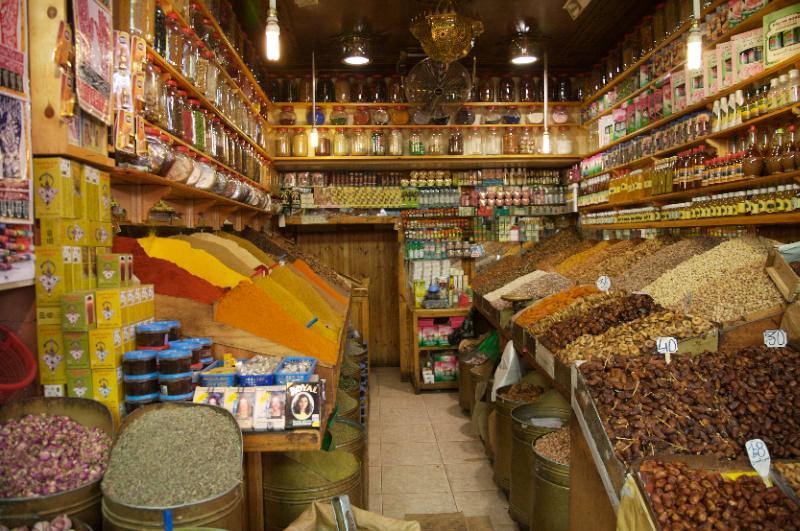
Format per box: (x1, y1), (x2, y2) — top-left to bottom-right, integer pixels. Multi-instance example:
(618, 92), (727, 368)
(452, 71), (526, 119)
(491, 341), (524, 401)
(448, 309), (477, 345)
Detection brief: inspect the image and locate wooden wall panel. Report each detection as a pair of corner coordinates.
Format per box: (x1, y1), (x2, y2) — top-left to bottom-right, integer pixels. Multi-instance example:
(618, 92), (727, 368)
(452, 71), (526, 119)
(288, 226), (400, 367)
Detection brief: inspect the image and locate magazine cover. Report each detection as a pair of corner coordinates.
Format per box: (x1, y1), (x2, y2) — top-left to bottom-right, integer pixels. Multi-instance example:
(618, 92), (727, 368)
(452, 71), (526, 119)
(254, 386), (286, 431)
(285, 381), (320, 429)
(193, 387), (225, 407)
(223, 387), (256, 430)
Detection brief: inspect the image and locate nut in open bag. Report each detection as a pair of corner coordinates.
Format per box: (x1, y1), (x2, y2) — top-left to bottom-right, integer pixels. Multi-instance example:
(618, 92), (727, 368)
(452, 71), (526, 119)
(284, 500), (421, 531)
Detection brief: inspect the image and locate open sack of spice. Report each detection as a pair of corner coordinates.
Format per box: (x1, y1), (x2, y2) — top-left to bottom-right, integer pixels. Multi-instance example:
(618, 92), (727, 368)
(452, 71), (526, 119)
(1, 515), (78, 531)
(284, 500), (421, 531)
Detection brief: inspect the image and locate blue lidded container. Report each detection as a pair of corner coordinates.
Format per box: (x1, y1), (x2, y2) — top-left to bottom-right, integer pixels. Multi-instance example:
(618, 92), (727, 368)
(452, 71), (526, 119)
(125, 392), (159, 414)
(123, 350), (158, 375)
(136, 322), (171, 349)
(157, 349), (191, 375)
(158, 371), (193, 396)
(123, 372), (159, 397)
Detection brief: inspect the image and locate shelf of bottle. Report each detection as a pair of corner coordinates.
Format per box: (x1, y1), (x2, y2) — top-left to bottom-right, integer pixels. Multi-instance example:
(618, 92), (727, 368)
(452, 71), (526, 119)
(270, 101), (584, 109)
(582, 212), (800, 230)
(580, 169), (800, 213)
(268, 123), (582, 130)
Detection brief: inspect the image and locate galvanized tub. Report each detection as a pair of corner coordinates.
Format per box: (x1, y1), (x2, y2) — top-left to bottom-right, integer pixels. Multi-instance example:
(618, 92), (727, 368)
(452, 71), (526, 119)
(468, 360), (494, 415)
(492, 385), (532, 493)
(262, 450), (362, 531)
(458, 358), (473, 411)
(329, 418), (368, 510)
(337, 392), (360, 422)
(0, 397), (114, 530)
(530, 436), (570, 531)
(102, 402), (243, 531)
(508, 404), (571, 530)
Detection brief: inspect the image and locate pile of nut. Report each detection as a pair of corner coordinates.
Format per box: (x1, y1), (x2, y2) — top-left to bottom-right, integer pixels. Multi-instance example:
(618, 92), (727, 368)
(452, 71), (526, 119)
(535, 240), (597, 272)
(557, 310), (713, 364)
(775, 462), (800, 500)
(524, 291), (623, 337)
(563, 239), (642, 281)
(555, 240), (612, 274)
(475, 242), (520, 274)
(791, 261), (800, 277)
(521, 226), (584, 271)
(639, 460), (800, 531)
(483, 270), (548, 304)
(490, 273), (575, 310)
(472, 254), (526, 293)
(575, 235), (679, 285)
(497, 382), (544, 402)
(613, 237), (723, 293)
(580, 346), (800, 466)
(539, 294), (662, 352)
(534, 426), (571, 466)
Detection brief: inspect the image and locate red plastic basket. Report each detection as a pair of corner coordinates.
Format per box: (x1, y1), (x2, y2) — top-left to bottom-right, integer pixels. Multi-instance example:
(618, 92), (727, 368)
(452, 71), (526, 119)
(0, 325), (37, 405)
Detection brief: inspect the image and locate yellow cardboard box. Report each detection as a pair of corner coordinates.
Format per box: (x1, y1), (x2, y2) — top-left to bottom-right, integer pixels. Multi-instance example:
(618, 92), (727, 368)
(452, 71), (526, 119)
(38, 218), (87, 247)
(97, 254), (124, 289)
(37, 324), (66, 384)
(61, 290), (97, 332)
(90, 220), (113, 247)
(88, 247), (97, 289)
(107, 402), (126, 429)
(36, 304), (62, 325)
(99, 171), (111, 222)
(89, 328), (122, 369)
(82, 165), (99, 222)
(70, 247), (82, 292)
(92, 367), (124, 406)
(66, 369), (93, 399)
(34, 247), (68, 306)
(63, 331), (90, 369)
(96, 288), (123, 329)
(33, 158), (78, 219)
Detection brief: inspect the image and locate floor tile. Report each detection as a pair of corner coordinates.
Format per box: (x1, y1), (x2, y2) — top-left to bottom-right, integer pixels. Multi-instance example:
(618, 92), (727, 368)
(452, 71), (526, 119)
(369, 466), (382, 494)
(454, 491), (516, 527)
(422, 392), (460, 407)
(368, 493), (382, 515)
(379, 393), (426, 410)
(432, 420), (475, 442)
(493, 524), (520, 531)
(380, 406), (430, 425)
(382, 465), (450, 494)
(380, 386), (418, 398)
(379, 422), (435, 443)
(368, 407), (381, 424)
(367, 421), (381, 441)
(368, 442), (380, 467)
(427, 402), (470, 422)
(381, 442), (442, 466)
(445, 462), (496, 492)
(438, 441), (490, 464)
(381, 493), (457, 520)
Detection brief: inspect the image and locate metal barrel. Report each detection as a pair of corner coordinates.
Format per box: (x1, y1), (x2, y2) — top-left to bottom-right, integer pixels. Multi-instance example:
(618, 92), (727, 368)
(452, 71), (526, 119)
(337, 393), (360, 422)
(468, 360), (494, 415)
(262, 450), (362, 531)
(329, 418), (368, 511)
(341, 383), (361, 403)
(530, 437), (570, 531)
(508, 404), (571, 531)
(0, 398), (114, 530)
(102, 403), (244, 531)
(457, 358), (473, 411)
(492, 385), (532, 494)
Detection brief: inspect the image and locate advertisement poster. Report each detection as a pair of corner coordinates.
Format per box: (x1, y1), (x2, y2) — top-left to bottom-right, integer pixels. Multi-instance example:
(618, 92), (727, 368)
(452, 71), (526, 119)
(73, 0), (113, 125)
(0, 0), (28, 97)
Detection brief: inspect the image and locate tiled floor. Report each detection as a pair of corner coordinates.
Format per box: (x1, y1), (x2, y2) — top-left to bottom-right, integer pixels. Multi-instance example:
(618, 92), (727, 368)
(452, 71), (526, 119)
(367, 367), (519, 531)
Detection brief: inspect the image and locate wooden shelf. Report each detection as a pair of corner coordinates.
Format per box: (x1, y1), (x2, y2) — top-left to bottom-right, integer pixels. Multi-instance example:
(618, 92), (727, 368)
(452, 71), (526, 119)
(269, 123), (583, 130)
(271, 101), (584, 109)
(272, 155), (582, 172)
(583, 212), (800, 230)
(419, 346), (459, 351)
(284, 215), (398, 226)
(418, 380), (459, 390)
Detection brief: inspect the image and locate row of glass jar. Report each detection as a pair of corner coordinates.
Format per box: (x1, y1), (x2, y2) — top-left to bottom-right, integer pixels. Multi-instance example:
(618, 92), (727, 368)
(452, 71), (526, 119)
(273, 127), (576, 157)
(125, 127), (271, 208)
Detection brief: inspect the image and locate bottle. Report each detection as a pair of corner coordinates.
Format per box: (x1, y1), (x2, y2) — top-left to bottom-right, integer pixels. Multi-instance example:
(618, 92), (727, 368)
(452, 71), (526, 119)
(711, 100), (721, 133)
(719, 96), (728, 130)
(767, 128), (784, 175)
(748, 88), (760, 119)
(782, 124), (798, 172)
(757, 187), (769, 214)
(693, 146), (707, 189)
(776, 185), (787, 212)
(743, 125), (764, 178)
(758, 85), (770, 116)
(758, 126), (771, 154)
(776, 74), (790, 109)
(788, 69), (800, 105)
(730, 92), (740, 126)
(765, 186), (778, 214)
(736, 191), (747, 215)
(767, 78), (780, 112)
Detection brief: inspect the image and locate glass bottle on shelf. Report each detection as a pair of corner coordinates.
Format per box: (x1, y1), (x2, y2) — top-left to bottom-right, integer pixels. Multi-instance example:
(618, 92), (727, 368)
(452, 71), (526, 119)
(353, 106), (371, 126)
(291, 129), (308, 157)
(484, 127), (502, 155)
(389, 128), (404, 156)
(351, 127), (369, 156)
(315, 128), (332, 156)
(195, 42), (208, 94)
(555, 127), (574, 154)
(306, 106), (324, 126)
(456, 106), (475, 125)
(465, 127), (482, 154)
(413, 110), (430, 125)
(371, 128), (387, 156)
(519, 74), (536, 102)
(316, 74), (334, 103)
(788, 69), (800, 105)
(556, 75), (571, 102)
(652, 4), (666, 44)
(164, 80), (183, 137)
(335, 75), (351, 103)
(333, 128), (349, 156)
(282, 75), (297, 102)
(330, 106), (347, 126)
(499, 74), (515, 102)
(483, 106), (502, 125)
(767, 128), (785, 175)
(503, 106), (521, 124)
(551, 105), (569, 124)
(391, 106), (410, 125)
(409, 129), (426, 155)
(352, 74), (368, 103)
(373, 106), (389, 126)
(370, 74), (387, 103)
(478, 75), (495, 102)
(181, 28), (198, 84)
(782, 124), (798, 172)
(298, 74), (313, 102)
(622, 34), (633, 71)
(448, 128), (463, 155)
(388, 74), (405, 103)
(118, 0), (155, 46)
(519, 126), (535, 154)
(144, 54), (163, 124)
(155, 0), (167, 56)
(165, 12), (183, 67)
(743, 125), (765, 178)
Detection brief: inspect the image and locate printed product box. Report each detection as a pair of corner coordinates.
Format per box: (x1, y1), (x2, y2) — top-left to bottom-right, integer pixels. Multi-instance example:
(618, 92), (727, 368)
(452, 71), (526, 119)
(743, 0), (768, 20)
(63, 331), (90, 369)
(688, 66), (705, 104)
(92, 367), (124, 405)
(91, 221), (113, 247)
(733, 28), (764, 82)
(717, 41), (735, 89)
(71, 247), (83, 292)
(107, 402), (126, 429)
(35, 247), (67, 306)
(82, 165), (99, 222)
(663, 81), (673, 117)
(253, 386), (286, 431)
(37, 324), (66, 385)
(654, 88), (664, 121)
(224, 387), (257, 430)
(99, 170), (111, 222)
(61, 290), (97, 332)
(44, 385), (66, 397)
(80, 247), (91, 290)
(38, 218), (86, 247)
(622, 100), (634, 135)
(66, 369), (93, 399)
(637, 93), (651, 129)
(764, 4), (800, 68)
(434, 353), (458, 382)
(96, 288), (123, 329)
(71, 161), (84, 221)
(97, 254), (124, 288)
(438, 325), (454, 346)
(126, 287), (137, 322)
(672, 70), (687, 112)
(89, 328), (122, 369)
(284, 381), (321, 429)
(36, 305), (62, 326)
(88, 247), (97, 289)
(705, 50), (720, 96)
(33, 158), (77, 219)
(126, 254), (134, 286)
(613, 108), (627, 140)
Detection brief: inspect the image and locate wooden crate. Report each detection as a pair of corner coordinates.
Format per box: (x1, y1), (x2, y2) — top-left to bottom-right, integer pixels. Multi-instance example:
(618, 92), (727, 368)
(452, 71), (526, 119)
(766, 247), (800, 302)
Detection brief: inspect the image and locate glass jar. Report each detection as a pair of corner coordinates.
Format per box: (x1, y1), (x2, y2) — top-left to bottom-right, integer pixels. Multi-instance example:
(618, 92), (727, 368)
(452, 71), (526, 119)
(665, 0), (679, 35)
(204, 52), (218, 99)
(351, 128), (369, 156)
(261, 74), (277, 103)
(483, 106), (501, 125)
(353, 106), (370, 126)
(503, 106), (521, 124)
(631, 25), (643, 64)
(335, 75), (351, 103)
(229, 178), (246, 201)
(499, 74), (515, 102)
(292, 129), (308, 157)
(373, 106), (389, 126)
(388, 74), (404, 103)
(165, 12), (182, 67)
(221, 128), (232, 164)
(409, 129), (426, 155)
(144, 54), (163, 124)
(413, 111), (430, 125)
(315, 128), (332, 156)
(391, 106), (410, 125)
(298, 75), (313, 102)
(206, 115), (219, 159)
(181, 28), (198, 84)
(179, 91), (194, 146)
(678, 0), (692, 26)
(195, 43), (208, 94)
(191, 157), (216, 189)
(622, 34), (634, 71)
(371, 128), (386, 156)
(183, 2), (202, 33)
(519, 74), (536, 102)
(552, 105), (569, 124)
(478, 75), (495, 102)
(219, 173), (237, 198)
(574, 74), (586, 102)
(503, 128), (520, 155)
(164, 80), (183, 137)
(456, 106), (475, 125)
(370, 74), (386, 103)
(155, 0), (166, 56)
(333, 128), (349, 156)
(190, 101), (205, 151)
(141, 127), (171, 174)
(274, 128), (290, 157)
(538, 77), (556, 102)
(519, 126), (535, 154)
(389, 127), (404, 156)
(330, 106), (347, 126)
(198, 18), (214, 46)
(428, 128), (445, 155)
(279, 106), (296, 126)
(555, 127), (574, 154)
(282, 75), (297, 102)
(165, 146), (194, 183)
(484, 127), (502, 155)
(465, 127), (483, 155)
(306, 106), (324, 126)
(556, 75), (572, 102)
(352, 74), (368, 103)
(316, 74), (334, 103)
(212, 169), (228, 195)
(448, 128), (463, 155)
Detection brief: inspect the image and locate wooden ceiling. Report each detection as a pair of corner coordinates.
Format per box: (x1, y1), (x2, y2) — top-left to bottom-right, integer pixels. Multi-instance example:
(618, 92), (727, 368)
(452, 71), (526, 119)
(235, 0), (662, 75)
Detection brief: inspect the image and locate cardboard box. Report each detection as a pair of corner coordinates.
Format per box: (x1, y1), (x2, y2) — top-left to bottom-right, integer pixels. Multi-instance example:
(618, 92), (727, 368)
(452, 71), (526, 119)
(704, 50), (719, 96)
(434, 353), (458, 382)
(764, 4), (800, 68)
(672, 70), (687, 112)
(38, 218), (87, 247)
(34, 247), (68, 306)
(71, 247), (82, 292)
(717, 41), (735, 89)
(126, 287), (137, 322)
(44, 385), (66, 397)
(88, 247), (97, 289)
(96, 288), (123, 329)
(33, 158), (77, 219)
(71, 162), (84, 221)
(90, 221), (113, 247)
(98, 170), (111, 222)
(89, 327), (123, 369)
(36, 305), (62, 325)
(733, 28), (764, 82)
(688, 66), (705, 105)
(63, 331), (90, 369)
(61, 291), (97, 332)
(126, 254), (134, 286)
(37, 325), (66, 384)
(107, 402), (126, 429)
(92, 367), (124, 405)
(97, 254), (123, 289)
(66, 369), (93, 399)
(82, 165), (99, 222)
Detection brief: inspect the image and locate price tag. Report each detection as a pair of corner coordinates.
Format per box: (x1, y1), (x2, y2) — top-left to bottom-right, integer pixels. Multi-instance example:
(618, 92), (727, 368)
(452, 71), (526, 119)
(657, 337), (678, 363)
(596, 275), (611, 292)
(745, 439), (772, 486)
(764, 330), (788, 348)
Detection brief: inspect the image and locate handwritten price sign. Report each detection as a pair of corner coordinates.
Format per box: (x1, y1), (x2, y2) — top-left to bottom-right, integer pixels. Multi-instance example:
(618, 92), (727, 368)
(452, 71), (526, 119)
(596, 276), (611, 292)
(745, 439), (772, 486)
(763, 330), (787, 348)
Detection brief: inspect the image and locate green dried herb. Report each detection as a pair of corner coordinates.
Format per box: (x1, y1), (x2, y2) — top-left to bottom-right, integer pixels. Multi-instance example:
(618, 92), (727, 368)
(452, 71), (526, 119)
(329, 420), (362, 445)
(336, 391), (357, 412)
(342, 358), (361, 374)
(338, 375), (359, 391)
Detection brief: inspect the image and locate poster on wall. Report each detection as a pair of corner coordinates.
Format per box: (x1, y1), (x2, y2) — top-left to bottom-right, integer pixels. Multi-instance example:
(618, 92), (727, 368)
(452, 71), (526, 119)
(0, 93), (32, 221)
(0, 0), (29, 97)
(72, 0), (113, 125)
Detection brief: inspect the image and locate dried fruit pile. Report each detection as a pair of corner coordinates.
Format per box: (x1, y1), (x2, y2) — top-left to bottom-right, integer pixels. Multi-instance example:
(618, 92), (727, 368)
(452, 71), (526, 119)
(514, 285), (602, 329)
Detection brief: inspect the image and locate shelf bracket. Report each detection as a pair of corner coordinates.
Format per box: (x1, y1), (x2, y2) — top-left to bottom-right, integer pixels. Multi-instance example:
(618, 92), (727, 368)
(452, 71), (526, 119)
(247, 213), (270, 231)
(201, 205), (238, 230)
(111, 184), (173, 225)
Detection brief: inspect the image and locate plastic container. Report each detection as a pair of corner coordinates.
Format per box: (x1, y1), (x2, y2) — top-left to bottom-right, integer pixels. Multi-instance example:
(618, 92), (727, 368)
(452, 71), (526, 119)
(158, 391), (194, 402)
(159, 372), (193, 396)
(199, 359), (242, 387)
(238, 371), (276, 386)
(136, 322), (170, 349)
(169, 340), (202, 365)
(187, 337), (213, 359)
(124, 393), (159, 414)
(123, 373), (159, 397)
(273, 357), (318, 384)
(161, 320), (181, 342)
(157, 349), (192, 375)
(123, 350), (157, 376)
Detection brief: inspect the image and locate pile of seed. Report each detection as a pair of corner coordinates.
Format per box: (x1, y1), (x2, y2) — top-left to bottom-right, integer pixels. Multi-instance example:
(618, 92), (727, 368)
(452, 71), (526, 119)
(484, 271), (548, 303)
(522, 227), (584, 271)
(525, 291), (624, 337)
(336, 390), (358, 412)
(102, 408), (241, 507)
(576, 235), (679, 285)
(328, 420), (362, 444)
(643, 237), (777, 310)
(339, 375), (360, 390)
(689, 259), (785, 322)
(612, 237), (723, 293)
(472, 255), (526, 293)
(535, 239), (597, 272)
(563, 240), (639, 281)
(554, 241), (612, 274)
(491, 273), (575, 310)
(234, 226), (297, 262)
(534, 426), (571, 465)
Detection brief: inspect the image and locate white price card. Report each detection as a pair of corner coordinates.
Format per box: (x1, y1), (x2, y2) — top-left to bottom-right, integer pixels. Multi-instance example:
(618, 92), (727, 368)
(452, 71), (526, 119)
(596, 275), (611, 292)
(745, 439), (772, 486)
(657, 337), (678, 354)
(764, 330), (788, 348)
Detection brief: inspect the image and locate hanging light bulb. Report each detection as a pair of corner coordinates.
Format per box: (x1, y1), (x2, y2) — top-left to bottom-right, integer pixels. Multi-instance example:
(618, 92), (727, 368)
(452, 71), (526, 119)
(686, 0), (702, 70)
(310, 128), (319, 148)
(265, 0), (280, 61)
(508, 34), (540, 64)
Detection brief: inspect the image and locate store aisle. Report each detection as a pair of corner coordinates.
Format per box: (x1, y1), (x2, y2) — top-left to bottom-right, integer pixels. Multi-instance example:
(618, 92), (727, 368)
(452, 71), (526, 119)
(368, 367), (519, 531)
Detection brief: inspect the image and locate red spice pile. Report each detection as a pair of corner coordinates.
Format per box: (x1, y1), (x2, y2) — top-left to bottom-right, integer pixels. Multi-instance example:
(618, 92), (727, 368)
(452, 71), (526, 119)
(112, 237), (227, 305)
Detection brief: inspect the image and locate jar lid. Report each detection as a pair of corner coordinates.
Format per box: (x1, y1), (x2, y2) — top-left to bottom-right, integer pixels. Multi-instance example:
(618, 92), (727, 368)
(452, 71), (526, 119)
(372, 74), (384, 78)
(125, 392), (159, 403)
(178, 90), (187, 96)
(166, 80), (177, 86)
(159, 392), (195, 401)
(295, 127), (306, 131)
(559, 126), (570, 130)
(488, 126), (499, 130)
(138, 322), (171, 333)
(469, 126), (480, 130)
(431, 127), (442, 130)
(480, 74), (491, 78)
(333, 105), (346, 110)
(158, 371), (193, 380)
(375, 106), (388, 110)
(487, 106), (498, 110)
(372, 127), (383, 131)
(625, 33), (633, 38)
(188, 98), (199, 104)
(356, 106), (369, 110)
(181, 27), (195, 35)
(188, 151), (197, 158)
(202, 18), (211, 23)
(286, 74), (295, 78)
(353, 127), (365, 131)
(123, 350), (157, 361)
(302, 74), (312, 78)
(506, 105), (518, 109)
(166, 12), (179, 19)
(157, 349), (190, 360)
(310, 106), (323, 109)
(390, 127), (400, 130)
(124, 372), (158, 382)
(521, 73), (532, 77)
(391, 74), (401, 78)
(268, 73), (277, 77)
(320, 74), (331, 78)
(501, 74), (512, 77)
(169, 340), (201, 351)
(160, 134), (170, 142)
(318, 127), (329, 131)
(337, 74), (349, 79)
(522, 126), (533, 130)
(197, 41), (206, 48)
(335, 127), (347, 132)
(643, 14), (654, 20)
(144, 126), (160, 134)
(450, 126), (461, 129)
(197, 157), (212, 162)
(354, 74), (366, 78)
